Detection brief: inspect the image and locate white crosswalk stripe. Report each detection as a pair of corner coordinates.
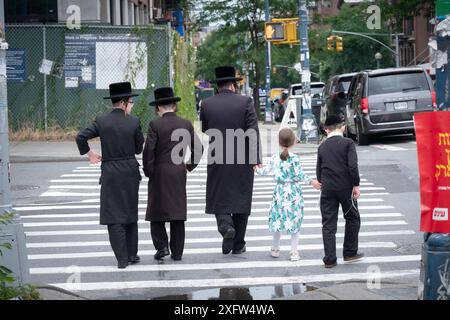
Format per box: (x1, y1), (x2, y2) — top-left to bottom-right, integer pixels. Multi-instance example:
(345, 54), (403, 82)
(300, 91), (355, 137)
(14, 156), (418, 297)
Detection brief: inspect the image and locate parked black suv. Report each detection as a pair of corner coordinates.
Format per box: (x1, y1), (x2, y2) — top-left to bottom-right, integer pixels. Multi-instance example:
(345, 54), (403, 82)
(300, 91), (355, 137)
(345, 67), (436, 145)
(320, 73), (357, 130)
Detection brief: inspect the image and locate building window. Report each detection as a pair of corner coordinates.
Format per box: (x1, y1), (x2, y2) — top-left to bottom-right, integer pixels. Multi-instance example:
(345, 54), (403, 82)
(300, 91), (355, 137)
(5, 0), (58, 23)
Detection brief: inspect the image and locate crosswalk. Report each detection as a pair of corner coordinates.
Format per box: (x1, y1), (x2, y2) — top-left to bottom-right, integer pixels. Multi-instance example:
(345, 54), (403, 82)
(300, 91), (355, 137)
(15, 155), (420, 298)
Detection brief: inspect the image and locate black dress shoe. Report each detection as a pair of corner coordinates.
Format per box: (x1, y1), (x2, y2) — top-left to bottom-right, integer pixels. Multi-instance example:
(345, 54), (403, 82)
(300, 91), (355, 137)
(232, 245), (246, 254)
(117, 261), (128, 269)
(171, 255), (182, 261)
(324, 262), (337, 269)
(128, 255), (141, 264)
(343, 252), (364, 262)
(222, 228), (236, 254)
(154, 248), (170, 260)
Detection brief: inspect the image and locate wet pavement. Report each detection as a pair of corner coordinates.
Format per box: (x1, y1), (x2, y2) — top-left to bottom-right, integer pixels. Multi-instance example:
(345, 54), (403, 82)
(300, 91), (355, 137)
(151, 283), (316, 300)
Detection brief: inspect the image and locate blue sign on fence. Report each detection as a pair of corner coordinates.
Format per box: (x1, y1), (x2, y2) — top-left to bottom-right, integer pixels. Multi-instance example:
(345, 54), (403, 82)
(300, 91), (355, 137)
(6, 49), (26, 83)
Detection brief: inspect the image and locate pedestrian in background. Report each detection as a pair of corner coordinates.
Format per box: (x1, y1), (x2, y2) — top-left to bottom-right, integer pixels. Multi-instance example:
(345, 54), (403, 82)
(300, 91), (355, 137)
(143, 87), (203, 261)
(316, 114), (364, 268)
(76, 82), (144, 269)
(200, 66), (262, 256)
(257, 128), (321, 261)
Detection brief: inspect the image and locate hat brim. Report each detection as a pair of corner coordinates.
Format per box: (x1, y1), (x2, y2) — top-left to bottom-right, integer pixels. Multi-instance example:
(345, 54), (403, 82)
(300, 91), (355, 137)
(210, 76), (243, 83)
(149, 96), (181, 106)
(103, 93), (139, 100)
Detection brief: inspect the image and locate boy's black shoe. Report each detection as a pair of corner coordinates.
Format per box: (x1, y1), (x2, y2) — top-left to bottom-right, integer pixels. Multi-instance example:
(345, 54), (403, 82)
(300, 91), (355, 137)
(222, 228), (236, 254)
(171, 255), (182, 261)
(232, 245), (246, 254)
(154, 248), (170, 260)
(343, 252), (364, 262)
(324, 262), (337, 269)
(117, 261), (129, 269)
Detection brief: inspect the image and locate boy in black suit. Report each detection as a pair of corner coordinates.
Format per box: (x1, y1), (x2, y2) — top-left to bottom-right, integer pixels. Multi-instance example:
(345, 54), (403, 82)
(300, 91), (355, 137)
(316, 115), (364, 268)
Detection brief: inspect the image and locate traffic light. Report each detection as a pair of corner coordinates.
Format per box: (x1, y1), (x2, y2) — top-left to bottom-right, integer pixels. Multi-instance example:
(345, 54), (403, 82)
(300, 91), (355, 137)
(265, 22), (285, 41)
(327, 36), (335, 51)
(336, 36), (343, 52)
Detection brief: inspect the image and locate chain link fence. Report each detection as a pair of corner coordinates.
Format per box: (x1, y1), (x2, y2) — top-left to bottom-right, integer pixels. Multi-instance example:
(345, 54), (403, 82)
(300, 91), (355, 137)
(6, 24), (171, 132)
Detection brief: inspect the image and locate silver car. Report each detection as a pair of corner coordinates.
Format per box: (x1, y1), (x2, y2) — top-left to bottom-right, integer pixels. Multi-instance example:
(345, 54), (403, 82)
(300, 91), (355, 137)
(345, 67), (436, 145)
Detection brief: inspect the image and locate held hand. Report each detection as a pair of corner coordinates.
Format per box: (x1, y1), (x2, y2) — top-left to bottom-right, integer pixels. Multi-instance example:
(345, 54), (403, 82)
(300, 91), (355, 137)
(311, 179), (321, 190)
(253, 164), (263, 172)
(352, 186), (361, 200)
(88, 150), (102, 164)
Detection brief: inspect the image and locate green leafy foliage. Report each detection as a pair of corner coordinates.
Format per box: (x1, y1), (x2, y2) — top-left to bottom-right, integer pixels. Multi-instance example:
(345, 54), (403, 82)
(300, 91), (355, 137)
(0, 211), (41, 300)
(173, 33), (198, 122)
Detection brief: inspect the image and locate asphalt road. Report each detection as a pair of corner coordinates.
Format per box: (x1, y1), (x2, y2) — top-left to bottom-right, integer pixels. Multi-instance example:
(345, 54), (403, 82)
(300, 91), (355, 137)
(10, 133), (423, 300)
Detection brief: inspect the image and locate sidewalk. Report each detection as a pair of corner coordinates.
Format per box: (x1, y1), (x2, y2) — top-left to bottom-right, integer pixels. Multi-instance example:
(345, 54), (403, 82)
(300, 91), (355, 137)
(33, 280), (418, 300)
(9, 122), (319, 163)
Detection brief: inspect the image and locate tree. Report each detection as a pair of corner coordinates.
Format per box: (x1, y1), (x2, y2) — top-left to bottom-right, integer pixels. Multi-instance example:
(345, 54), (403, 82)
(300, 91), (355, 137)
(192, 0), (299, 117)
(312, 3), (395, 81)
(378, 0), (435, 30)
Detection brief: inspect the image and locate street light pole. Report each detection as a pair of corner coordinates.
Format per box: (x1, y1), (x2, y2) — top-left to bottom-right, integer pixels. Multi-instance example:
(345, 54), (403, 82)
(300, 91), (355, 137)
(264, 0), (272, 123)
(298, 0), (312, 141)
(0, 0), (30, 285)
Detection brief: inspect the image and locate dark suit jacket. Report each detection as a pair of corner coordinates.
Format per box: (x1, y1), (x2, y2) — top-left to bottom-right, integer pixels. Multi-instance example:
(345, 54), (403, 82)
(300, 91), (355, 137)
(76, 108), (144, 224)
(200, 89), (262, 214)
(316, 135), (360, 192)
(143, 112), (203, 221)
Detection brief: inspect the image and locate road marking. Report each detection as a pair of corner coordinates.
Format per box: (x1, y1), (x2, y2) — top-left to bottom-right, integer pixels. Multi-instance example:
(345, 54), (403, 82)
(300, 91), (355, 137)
(30, 255), (420, 274)
(27, 242), (397, 260)
(24, 221), (406, 236)
(372, 144), (408, 151)
(25, 230), (414, 248)
(15, 203), (394, 212)
(39, 190), (385, 198)
(51, 197), (384, 205)
(22, 213), (402, 227)
(51, 269), (419, 291)
(20, 210), (402, 220)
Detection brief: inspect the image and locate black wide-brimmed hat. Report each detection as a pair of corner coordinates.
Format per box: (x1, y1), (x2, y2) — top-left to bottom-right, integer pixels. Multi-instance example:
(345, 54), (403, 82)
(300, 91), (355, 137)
(211, 66), (243, 83)
(149, 87), (181, 106)
(325, 114), (345, 127)
(103, 82), (139, 100)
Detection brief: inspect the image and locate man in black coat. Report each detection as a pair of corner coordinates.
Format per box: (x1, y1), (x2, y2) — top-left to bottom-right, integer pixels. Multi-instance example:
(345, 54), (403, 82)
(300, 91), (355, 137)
(76, 82), (144, 269)
(316, 114), (364, 268)
(200, 66), (262, 255)
(143, 87), (203, 261)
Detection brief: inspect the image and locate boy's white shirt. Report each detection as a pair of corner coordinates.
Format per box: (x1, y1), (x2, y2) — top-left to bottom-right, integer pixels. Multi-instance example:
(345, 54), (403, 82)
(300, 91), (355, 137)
(327, 131), (344, 138)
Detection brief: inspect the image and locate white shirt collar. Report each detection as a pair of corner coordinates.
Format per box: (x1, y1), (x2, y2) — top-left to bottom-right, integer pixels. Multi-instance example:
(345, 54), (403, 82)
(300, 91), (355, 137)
(327, 131), (344, 138)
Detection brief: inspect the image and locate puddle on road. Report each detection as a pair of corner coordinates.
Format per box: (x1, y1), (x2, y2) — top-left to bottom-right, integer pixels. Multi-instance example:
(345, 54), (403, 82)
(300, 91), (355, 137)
(151, 283), (316, 300)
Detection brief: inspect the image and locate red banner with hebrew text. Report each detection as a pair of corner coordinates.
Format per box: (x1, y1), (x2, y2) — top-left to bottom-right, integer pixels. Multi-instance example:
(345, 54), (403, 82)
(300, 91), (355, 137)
(415, 111), (450, 233)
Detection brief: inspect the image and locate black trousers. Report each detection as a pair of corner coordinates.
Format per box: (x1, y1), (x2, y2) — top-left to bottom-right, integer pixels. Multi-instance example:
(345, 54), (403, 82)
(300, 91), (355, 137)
(215, 213), (250, 251)
(320, 189), (361, 265)
(151, 221), (185, 258)
(107, 223), (138, 263)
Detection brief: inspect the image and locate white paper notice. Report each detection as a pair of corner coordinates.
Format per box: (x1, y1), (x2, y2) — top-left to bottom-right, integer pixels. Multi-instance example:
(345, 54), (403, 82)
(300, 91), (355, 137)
(39, 59), (54, 75)
(65, 76), (79, 88)
(81, 66), (92, 81)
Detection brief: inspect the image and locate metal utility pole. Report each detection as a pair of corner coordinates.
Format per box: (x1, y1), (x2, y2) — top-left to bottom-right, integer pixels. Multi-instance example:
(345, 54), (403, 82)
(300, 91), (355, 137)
(297, 0), (313, 142)
(0, 0), (30, 285)
(264, 0), (272, 123)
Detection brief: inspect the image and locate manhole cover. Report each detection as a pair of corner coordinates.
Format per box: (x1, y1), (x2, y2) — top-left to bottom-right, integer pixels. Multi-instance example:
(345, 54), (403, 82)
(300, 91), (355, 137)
(11, 185), (40, 191)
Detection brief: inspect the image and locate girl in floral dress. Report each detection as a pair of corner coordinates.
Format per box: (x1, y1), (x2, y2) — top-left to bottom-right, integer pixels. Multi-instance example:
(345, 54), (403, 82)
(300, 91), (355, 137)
(257, 128), (320, 261)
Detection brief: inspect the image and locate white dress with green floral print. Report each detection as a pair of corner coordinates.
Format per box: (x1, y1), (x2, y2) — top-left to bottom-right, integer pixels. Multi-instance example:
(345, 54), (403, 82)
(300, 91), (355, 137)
(257, 153), (312, 235)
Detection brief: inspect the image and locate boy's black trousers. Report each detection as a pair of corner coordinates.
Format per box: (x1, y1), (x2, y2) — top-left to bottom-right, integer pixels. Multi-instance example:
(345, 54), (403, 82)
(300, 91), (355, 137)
(320, 188), (361, 265)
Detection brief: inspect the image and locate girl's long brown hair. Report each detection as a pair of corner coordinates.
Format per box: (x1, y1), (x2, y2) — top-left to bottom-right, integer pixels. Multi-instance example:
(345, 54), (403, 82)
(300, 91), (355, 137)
(279, 128), (296, 161)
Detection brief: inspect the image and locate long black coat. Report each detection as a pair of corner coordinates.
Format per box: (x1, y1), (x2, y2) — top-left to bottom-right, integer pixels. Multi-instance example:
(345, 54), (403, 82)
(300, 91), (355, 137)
(76, 108), (144, 225)
(143, 112), (203, 222)
(200, 89), (261, 215)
